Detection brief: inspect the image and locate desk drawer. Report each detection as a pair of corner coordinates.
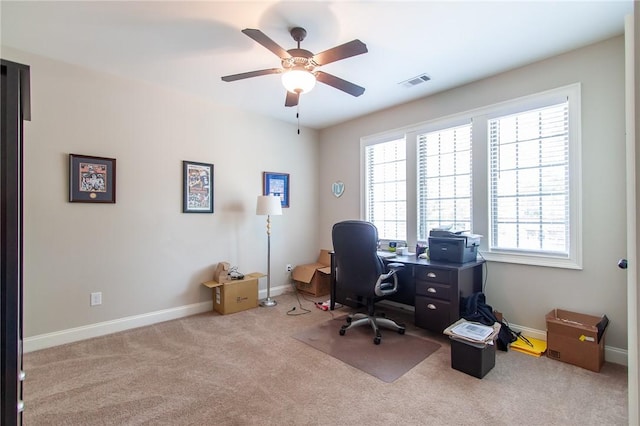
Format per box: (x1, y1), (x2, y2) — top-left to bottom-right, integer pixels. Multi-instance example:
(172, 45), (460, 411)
(415, 281), (452, 301)
(413, 266), (452, 284)
(415, 296), (452, 333)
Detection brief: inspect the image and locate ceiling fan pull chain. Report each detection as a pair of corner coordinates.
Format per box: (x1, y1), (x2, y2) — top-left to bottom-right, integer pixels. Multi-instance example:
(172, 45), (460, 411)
(297, 109), (300, 135)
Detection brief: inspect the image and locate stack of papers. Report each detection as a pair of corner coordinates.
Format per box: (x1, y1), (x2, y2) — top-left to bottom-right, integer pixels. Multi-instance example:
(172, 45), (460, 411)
(443, 318), (501, 344)
(450, 322), (494, 341)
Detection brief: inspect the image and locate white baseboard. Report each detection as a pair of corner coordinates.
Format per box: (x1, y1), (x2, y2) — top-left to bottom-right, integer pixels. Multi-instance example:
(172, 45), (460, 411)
(24, 301), (212, 353)
(604, 345), (629, 366)
(24, 284), (292, 353)
(259, 283), (289, 301)
(509, 323), (547, 341)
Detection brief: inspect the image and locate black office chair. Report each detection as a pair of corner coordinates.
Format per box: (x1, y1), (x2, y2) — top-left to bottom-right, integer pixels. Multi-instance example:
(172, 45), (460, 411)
(332, 220), (405, 344)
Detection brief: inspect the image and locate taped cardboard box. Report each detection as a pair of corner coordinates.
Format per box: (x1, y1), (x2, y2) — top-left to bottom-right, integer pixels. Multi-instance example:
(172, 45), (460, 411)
(292, 250), (332, 297)
(546, 308), (609, 372)
(202, 272), (265, 315)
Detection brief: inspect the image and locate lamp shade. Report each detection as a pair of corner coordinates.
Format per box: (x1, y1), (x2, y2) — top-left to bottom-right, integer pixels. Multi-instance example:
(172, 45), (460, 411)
(256, 195), (282, 216)
(281, 68), (316, 94)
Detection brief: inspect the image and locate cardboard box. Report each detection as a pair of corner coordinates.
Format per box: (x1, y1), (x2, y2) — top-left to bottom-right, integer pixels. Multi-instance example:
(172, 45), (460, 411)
(202, 272), (265, 315)
(450, 337), (496, 379)
(546, 308), (609, 372)
(213, 261), (231, 283)
(292, 250), (332, 297)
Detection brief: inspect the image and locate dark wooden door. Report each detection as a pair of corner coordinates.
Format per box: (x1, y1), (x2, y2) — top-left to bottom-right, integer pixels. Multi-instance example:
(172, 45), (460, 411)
(1, 59), (31, 426)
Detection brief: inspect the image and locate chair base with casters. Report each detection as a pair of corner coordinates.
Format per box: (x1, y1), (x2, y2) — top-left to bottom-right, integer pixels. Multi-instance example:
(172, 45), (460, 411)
(339, 308), (406, 345)
(338, 266), (406, 345)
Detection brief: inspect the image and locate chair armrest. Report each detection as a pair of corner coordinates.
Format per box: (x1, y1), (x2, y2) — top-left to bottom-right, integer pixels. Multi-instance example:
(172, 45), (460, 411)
(386, 262), (404, 270)
(376, 262), (403, 296)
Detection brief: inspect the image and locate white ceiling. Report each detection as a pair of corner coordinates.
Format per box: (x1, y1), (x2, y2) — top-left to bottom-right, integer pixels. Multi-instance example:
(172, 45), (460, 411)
(1, 1), (633, 129)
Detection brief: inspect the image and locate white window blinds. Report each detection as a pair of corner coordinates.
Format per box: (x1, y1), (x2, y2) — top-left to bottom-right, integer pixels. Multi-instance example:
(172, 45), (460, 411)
(417, 123), (473, 240)
(489, 101), (570, 256)
(365, 138), (406, 240)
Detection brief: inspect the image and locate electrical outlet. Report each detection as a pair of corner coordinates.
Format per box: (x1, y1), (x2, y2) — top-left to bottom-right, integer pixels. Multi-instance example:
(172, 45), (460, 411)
(90, 292), (102, 306)
(286, 264), (293, 272)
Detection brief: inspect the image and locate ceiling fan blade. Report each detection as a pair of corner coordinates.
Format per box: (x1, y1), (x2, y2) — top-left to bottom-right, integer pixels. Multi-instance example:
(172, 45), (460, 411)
(242, 28), (291, 59)
(285, 91), (299, 107)
(221, 68), (281, 82)
(315, 71), (365, 97)
(313, 39), (368, 66)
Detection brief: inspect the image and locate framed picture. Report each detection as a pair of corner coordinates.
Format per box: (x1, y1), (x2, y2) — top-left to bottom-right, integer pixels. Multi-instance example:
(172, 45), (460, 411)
(69, 154), (116, 203)
(263, 172), (289, 208)
(183, 161), (214, 213)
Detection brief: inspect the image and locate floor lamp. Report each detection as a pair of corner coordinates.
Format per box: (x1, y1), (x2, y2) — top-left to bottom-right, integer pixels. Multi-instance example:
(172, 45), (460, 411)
(256, 195), (282, 307)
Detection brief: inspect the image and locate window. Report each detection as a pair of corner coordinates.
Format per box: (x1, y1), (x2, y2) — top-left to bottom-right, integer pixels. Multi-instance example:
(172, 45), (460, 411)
(361, 84), (581, 269)
(417, 123), (473, 240)
(364, 137), (406, 240)
(489, 103), (570, 256)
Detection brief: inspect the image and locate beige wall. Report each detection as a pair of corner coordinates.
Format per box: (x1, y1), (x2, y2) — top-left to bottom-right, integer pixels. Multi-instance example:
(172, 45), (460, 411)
(2, 35), (631, 356)
(2, 47), (321, 338)
(319, 36), (628, 351)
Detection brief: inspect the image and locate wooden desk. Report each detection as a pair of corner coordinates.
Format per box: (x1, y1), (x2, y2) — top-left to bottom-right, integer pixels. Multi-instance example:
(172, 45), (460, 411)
(330, 253), (484, 333)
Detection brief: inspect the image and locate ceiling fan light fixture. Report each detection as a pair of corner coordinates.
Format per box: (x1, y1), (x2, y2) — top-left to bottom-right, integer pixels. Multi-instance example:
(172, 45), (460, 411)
(282, 68), (316, 94)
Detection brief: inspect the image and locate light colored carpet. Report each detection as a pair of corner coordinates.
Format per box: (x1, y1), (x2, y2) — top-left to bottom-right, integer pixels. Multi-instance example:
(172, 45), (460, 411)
(292, 315), (441, 382)
(22, 291), (628, 425)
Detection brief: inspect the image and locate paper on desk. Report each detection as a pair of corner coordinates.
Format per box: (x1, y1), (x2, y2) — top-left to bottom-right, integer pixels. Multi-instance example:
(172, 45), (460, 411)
(377, 251), (396, 259)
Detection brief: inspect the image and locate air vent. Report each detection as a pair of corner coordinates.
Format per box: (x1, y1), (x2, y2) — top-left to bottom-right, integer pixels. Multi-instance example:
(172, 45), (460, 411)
(399, 73), (431, 88)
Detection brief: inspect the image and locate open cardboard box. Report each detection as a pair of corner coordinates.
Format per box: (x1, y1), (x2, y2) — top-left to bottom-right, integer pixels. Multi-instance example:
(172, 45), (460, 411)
(292, 249), (332, 297)
(546, 308), (609, 372)
(202, 272), (265, 315)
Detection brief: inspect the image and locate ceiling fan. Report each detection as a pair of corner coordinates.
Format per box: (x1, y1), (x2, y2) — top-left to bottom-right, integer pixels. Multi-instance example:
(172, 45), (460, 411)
(221, 27), (368, 107)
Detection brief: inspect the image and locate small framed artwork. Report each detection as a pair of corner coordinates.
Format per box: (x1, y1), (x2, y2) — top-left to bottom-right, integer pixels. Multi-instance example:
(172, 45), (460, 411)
(263, 172), (290, 208)
(69, 154), (116, 203)
(183, 160), (214, 213)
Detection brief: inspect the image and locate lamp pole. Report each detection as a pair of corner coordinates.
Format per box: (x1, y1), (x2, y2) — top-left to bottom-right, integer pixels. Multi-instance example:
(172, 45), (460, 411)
(257, 194), (281, 307)
(261, 213), (276, 307)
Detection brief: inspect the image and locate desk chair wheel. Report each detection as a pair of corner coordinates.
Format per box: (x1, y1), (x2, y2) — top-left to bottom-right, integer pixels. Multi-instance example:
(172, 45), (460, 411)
(374, 336), (381, 345)
(345, 317), (353, 324)
(398, 326), (406, 335)
(339, 326), (347, 336)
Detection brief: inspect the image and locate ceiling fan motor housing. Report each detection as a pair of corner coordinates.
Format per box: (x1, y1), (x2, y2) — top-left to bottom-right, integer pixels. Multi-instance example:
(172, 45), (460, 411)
(282, 49), (316, 72)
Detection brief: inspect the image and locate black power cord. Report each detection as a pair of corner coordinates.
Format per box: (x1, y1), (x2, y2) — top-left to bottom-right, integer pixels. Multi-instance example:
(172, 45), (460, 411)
(286, 278), (311, 316)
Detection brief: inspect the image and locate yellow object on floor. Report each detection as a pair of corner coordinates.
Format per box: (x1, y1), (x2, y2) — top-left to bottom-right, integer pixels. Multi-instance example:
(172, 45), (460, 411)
(510, 335), (547, 357)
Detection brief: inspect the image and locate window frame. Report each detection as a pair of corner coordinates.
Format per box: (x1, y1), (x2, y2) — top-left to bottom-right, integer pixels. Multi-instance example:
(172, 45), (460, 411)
(481, 84), (582, 269)
(360, 83), (582, 269)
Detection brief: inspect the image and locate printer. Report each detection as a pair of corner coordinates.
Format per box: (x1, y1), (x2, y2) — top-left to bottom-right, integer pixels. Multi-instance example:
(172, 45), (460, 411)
(428, 230), (482, 263)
